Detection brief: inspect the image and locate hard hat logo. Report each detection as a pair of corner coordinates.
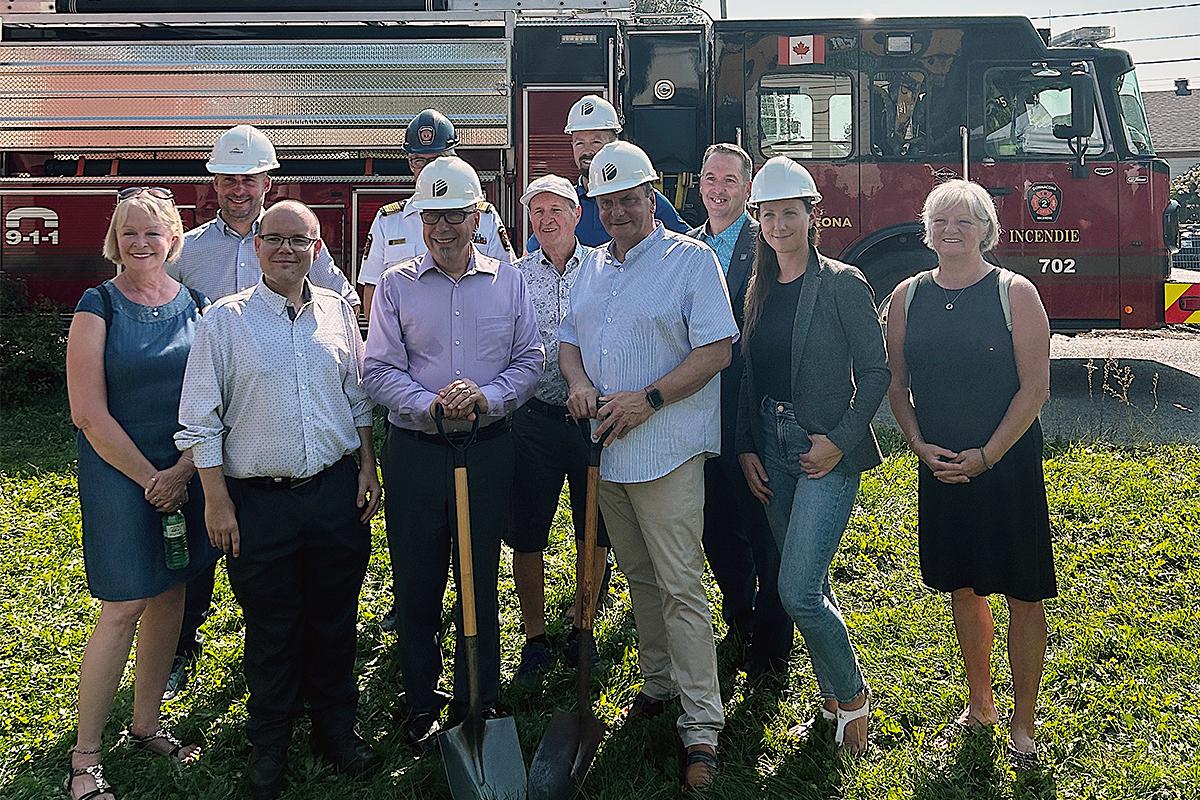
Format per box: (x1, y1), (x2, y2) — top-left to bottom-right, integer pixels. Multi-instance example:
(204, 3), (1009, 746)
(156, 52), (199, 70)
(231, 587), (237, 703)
(582, 101), (595, 115)
(418, 126), (436, 146)
(602, 163), (618, 182)
(433, 180), (449, 198)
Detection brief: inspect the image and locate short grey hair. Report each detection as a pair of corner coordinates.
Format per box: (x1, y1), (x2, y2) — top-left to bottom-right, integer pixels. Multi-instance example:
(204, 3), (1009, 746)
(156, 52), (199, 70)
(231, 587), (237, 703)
(921, 179), (1001, 253)
(701, 143), (753, 183)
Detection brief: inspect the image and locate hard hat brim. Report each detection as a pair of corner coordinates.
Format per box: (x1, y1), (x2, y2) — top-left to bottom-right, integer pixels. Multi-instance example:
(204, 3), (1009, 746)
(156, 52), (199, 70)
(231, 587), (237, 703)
(585, 173), (658, 198)
(563, 121), (623, 134)
(408, 197), (483, 212)
(205, 160), (278, 175)
(749, 190), (823, 206)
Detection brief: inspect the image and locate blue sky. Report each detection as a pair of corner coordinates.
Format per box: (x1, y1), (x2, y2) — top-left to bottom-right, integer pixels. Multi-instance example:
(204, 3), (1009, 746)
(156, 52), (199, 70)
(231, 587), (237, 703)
(695, 1), (1200, 93)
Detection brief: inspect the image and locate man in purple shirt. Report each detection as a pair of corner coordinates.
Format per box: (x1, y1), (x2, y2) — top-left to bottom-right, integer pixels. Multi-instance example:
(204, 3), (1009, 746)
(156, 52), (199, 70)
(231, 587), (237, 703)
(362, 157), (544, 753)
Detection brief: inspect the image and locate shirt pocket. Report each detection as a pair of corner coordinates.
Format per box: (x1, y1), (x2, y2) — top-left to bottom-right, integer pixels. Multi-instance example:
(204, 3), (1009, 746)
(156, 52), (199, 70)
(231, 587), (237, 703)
(476, 315), (514, 363)
(384, 241), (417, 269)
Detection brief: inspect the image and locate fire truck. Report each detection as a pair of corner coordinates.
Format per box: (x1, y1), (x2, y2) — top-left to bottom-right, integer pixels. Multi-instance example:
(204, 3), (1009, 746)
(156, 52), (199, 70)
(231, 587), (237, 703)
(0, 1), (1190, 329)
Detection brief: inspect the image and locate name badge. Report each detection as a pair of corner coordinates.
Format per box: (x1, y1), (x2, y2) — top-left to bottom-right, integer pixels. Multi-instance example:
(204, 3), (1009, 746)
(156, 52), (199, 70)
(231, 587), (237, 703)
(388, 238), (406, 245)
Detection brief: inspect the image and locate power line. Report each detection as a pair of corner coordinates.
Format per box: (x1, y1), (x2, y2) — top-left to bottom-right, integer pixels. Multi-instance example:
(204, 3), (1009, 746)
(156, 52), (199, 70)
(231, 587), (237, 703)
(1138, 57), (1200, 64)
(1033, 2), (1200, 19)
(1111, 32), (1200, 43)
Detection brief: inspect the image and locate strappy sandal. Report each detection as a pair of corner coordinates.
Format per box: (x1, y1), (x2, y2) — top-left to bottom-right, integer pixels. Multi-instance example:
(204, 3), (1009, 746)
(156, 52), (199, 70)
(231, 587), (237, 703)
(787, 706), (836, 740)
(124, 727), (200, 763)
(63, 763), (116, 800)
(682, 745), (719, 792)
(834, 692), (871, 756)
(1006, 741), (1041, 773)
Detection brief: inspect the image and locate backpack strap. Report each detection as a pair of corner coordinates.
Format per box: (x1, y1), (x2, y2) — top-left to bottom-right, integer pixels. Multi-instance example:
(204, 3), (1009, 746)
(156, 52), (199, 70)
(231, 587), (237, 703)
(996, 267), (1014, 332)
(903, 269), (934, 321)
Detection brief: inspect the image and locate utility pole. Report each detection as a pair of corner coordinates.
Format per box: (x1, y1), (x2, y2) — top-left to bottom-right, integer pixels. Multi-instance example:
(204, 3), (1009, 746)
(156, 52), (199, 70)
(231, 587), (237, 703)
(719, 0), (727, 19)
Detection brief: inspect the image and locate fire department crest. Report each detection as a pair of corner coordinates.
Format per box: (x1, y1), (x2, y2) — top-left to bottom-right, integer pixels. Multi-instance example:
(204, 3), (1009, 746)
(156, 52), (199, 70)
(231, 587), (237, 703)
(1027, 183), (1061, 223)
(601, 163), (617, 182)
(418, 126), (436, 146)
(432, 179), (448, 197)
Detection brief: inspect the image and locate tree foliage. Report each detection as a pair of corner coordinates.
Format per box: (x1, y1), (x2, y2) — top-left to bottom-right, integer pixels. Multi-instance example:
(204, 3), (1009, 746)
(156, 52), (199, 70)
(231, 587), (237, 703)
(1171, 162), (1200, 224)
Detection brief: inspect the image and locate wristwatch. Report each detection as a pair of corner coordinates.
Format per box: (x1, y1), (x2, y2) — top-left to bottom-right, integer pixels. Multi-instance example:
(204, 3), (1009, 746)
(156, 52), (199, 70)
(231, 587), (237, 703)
(645, 386), (665, 410)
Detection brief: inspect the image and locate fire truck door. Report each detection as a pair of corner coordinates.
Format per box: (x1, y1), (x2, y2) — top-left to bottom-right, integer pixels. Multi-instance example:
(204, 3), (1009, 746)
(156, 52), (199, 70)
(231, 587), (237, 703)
(975, 64), (1119, 326)
(744, 31), (860, 258)
(519, 88), (606, 249)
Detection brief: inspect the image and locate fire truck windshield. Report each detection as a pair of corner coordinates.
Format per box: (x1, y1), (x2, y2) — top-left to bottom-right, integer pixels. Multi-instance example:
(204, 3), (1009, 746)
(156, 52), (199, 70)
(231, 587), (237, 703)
(1115, 69), (1154, 156)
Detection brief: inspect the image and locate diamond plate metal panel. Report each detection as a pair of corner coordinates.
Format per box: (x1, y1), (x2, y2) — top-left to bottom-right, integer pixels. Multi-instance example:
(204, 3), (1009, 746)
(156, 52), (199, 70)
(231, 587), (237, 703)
(0, 40), (512, 151)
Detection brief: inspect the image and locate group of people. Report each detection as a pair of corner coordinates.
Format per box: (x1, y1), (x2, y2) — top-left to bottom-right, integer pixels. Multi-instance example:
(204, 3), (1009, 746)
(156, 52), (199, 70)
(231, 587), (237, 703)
(62, 94), (1056, 800)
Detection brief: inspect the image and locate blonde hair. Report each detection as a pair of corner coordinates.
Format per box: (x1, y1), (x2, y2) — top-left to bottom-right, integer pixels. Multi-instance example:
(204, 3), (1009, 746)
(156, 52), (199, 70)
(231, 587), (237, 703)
(921, 179), (1000, 253)
(102, 194), (185, 265)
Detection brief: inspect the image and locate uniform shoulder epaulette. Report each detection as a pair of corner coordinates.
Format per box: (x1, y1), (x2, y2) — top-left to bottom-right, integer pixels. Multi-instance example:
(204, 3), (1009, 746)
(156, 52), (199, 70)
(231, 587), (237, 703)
(479, 201), (497, 214)
(380, 200), (406, 216)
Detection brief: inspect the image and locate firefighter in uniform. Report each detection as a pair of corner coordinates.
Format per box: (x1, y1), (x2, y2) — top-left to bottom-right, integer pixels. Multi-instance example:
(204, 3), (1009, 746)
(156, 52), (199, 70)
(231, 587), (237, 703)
(526, 94), (689, 252)
(357, 109), (515, 321)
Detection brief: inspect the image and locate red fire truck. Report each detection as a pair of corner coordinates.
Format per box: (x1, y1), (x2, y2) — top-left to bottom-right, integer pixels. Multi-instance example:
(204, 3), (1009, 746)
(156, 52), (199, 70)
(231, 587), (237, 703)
(0, 2), (1188, 330)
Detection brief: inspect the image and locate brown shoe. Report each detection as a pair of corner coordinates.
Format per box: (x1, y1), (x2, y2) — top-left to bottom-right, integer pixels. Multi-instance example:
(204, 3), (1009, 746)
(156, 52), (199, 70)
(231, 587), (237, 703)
(682, 745), (718, 791)
(621, 691), (673, 722)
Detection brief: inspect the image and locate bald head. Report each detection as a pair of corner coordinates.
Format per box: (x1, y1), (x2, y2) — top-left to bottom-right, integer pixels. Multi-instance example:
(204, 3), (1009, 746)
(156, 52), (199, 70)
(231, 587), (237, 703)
(261, 199), (320, 238)
(256, 199), (323, 300)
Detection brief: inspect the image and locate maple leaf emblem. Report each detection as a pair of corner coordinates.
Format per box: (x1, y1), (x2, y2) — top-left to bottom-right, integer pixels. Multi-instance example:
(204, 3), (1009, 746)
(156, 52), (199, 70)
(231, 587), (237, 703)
(792, 40), (810, 57)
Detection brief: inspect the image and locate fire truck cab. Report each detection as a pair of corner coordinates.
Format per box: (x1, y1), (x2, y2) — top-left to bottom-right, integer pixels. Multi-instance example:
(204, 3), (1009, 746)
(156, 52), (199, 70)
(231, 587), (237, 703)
(0, 4), (1181, 330)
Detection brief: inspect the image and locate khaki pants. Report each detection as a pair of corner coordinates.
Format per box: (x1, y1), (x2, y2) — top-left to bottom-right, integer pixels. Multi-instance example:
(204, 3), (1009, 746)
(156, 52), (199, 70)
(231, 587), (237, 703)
(599, 455), (724, 747)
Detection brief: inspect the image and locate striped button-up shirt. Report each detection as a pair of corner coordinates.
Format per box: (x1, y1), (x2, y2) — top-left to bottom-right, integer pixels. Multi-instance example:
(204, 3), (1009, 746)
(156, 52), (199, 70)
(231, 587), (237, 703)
(362, 250), (544, 434)
(559, 224), (738, 483)
(514, 239), (591, 406)
(167, 209), (358, 305)
(175, 279), (372, 479)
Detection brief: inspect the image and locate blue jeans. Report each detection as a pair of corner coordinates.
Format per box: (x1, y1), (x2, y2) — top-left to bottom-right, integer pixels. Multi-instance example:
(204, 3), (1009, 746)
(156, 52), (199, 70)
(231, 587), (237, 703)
(759, 398), (866, 704)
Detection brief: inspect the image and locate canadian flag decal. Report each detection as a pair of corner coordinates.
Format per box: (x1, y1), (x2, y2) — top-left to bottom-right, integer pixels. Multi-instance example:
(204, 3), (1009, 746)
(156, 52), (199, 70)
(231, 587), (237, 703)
(778, 35), (826, 65)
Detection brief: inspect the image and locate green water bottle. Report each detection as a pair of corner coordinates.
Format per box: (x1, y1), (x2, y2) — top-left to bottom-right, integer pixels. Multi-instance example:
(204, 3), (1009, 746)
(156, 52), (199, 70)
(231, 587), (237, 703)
(162, 511), (189, 570)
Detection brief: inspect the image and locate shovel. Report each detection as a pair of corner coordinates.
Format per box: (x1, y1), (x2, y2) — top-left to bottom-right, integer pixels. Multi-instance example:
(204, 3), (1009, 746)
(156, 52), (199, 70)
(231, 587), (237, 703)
(527, 413), (608, 800)
(435, 405), (528, 800)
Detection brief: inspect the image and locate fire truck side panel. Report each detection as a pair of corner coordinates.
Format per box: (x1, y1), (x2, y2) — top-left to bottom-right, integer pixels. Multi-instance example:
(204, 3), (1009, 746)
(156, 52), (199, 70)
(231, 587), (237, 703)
(1118, 159), (1173, 328)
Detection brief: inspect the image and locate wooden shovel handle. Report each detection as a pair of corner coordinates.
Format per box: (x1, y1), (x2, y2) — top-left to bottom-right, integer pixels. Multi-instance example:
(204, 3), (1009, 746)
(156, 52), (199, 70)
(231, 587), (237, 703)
(454, 466), (477, 638)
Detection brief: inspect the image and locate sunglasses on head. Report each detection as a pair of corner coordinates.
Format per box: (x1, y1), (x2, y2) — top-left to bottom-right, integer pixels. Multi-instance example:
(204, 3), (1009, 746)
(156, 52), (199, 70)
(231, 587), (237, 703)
(117, 186), (174, 202)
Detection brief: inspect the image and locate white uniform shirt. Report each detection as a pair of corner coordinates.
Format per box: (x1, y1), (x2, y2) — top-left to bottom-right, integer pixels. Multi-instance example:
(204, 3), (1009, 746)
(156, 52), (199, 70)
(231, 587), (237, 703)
(357, 199), (515, 286)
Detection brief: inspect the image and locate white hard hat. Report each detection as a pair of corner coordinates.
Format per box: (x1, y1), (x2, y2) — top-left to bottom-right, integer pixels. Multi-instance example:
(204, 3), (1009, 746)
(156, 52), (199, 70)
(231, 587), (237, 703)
(206, 125), (279, 175)
(586, 141), (658, 198)
(564, 94), (623, 134)
(748, 156), (822, 206)
(408, 156), (486, 211)
(520, 174), (579, 208)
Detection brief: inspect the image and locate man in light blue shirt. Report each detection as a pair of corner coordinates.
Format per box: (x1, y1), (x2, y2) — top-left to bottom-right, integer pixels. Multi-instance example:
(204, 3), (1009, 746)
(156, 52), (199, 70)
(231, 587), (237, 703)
(558, 142), (736, 790)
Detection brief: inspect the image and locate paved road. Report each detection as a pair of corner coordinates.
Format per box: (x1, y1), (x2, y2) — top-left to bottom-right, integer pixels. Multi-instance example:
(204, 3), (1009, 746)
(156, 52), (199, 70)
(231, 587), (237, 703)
(875, 324), (1200, 445)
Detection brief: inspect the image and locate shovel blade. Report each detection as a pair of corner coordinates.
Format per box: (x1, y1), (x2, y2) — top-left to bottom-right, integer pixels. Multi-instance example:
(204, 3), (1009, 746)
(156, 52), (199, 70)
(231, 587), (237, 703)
(440, 715), (528, 800)
(528, 708), (608, 800)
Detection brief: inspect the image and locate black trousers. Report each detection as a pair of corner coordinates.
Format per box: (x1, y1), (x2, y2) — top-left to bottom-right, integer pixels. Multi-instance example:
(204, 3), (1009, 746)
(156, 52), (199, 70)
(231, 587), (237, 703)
(509, 401), (610, 552)
(225, 456), (370, 749)
(703, 452), (794, 663)
(384, 424), (511, 712)
(175, 561), (216, 660)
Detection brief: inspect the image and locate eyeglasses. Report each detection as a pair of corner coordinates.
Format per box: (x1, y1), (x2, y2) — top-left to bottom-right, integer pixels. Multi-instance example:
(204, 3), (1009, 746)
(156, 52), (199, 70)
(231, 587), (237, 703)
(117, 186), (174, 201)
(419, 210), (470, 226)
(259, 234), (318, 250)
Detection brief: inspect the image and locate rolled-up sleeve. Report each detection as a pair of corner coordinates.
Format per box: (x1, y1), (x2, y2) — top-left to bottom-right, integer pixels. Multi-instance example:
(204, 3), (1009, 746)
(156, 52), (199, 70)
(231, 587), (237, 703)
(362, 271), (441, 424)
(684, 247), (740, 348)
(480, 273), (545, 414)
(175, 314), (227, 467)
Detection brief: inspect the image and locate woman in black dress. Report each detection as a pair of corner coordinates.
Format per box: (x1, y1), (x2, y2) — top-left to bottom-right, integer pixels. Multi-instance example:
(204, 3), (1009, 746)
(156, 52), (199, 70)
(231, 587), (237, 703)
(885, 179), (1053, 768)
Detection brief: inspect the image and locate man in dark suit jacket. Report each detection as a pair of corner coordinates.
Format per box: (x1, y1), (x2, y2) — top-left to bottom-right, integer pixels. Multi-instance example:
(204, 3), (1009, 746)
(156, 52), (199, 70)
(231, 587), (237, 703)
(689, 144), (793, 678)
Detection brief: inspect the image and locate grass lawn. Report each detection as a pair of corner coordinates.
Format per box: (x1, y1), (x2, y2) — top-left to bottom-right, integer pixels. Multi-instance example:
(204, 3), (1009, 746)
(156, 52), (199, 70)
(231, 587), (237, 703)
(2, 392), (1198, 800)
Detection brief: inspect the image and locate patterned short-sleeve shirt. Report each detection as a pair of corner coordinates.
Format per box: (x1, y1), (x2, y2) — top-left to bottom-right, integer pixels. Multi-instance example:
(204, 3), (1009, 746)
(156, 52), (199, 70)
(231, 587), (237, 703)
(514, 239), (592, 405)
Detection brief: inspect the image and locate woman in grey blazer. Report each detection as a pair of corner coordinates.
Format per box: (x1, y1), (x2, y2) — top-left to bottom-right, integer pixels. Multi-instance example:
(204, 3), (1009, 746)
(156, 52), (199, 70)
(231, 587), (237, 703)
(735, 157), (889, 755)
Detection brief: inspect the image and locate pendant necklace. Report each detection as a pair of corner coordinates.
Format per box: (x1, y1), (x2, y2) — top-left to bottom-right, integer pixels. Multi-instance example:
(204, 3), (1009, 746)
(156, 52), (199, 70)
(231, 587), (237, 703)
(940, 283), (970, 311)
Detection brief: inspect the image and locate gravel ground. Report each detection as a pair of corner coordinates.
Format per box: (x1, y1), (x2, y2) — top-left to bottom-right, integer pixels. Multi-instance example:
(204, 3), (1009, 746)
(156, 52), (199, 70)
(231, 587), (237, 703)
(876, 324), (1200, 445)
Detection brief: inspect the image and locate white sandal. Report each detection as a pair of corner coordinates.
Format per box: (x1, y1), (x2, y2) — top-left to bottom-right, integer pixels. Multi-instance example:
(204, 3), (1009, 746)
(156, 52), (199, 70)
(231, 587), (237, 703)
(834, 693), (870, 753)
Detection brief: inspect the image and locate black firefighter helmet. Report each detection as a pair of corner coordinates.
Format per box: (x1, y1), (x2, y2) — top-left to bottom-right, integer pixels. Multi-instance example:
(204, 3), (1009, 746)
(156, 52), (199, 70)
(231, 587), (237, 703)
(404, 109), (459, 156)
